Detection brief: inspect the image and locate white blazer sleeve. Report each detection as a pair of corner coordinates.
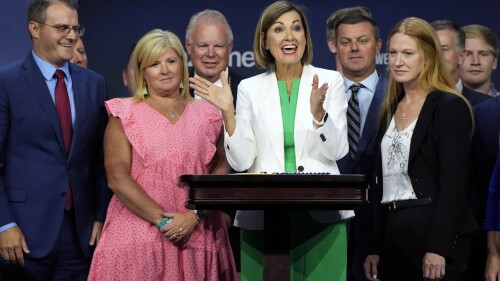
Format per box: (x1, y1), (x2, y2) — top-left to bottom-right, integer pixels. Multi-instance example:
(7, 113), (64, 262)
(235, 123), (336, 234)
(223, 79), (257, 172)
(315, 71), (348, 161)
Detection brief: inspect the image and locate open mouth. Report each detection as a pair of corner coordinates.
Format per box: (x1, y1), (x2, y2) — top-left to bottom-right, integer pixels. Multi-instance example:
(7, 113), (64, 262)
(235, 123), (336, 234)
(281, 45), (297, 53)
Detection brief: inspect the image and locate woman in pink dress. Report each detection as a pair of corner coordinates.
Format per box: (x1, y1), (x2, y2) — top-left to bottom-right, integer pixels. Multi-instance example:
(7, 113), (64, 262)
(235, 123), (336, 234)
(88, 29), (237, 281)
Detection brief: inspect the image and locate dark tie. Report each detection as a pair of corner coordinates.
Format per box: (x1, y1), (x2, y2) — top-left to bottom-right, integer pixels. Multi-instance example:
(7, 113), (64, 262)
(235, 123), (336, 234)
(347, 83), (364, 160)
(54, 69), (73, 210)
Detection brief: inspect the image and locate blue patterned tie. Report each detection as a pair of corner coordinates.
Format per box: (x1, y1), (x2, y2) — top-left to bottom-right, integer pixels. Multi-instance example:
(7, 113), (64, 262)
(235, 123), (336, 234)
(347, 83), (364, 160)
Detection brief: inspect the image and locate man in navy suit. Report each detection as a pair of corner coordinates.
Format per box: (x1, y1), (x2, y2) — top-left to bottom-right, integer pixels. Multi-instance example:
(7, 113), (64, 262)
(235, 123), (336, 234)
(431, 20), (491, 106)
(469, 95), (500, 280)
(0, 0), (111, 280)
(327, 10), (385, 281)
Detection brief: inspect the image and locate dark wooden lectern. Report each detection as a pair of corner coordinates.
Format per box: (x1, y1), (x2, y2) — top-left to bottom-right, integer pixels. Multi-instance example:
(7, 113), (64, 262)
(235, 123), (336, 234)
(180, 174), (371, 281)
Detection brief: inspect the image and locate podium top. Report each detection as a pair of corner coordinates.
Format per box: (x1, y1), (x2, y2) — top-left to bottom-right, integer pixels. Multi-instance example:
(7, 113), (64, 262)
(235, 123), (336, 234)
(181, 174), (373, 209)
(180, 173), (373, 185)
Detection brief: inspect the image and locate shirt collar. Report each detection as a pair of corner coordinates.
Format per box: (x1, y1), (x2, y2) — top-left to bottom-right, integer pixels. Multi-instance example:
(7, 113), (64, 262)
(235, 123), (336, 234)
(193, 66), (229, 87)
(31, 50), (70, 81)
(343, 70), (379, 94)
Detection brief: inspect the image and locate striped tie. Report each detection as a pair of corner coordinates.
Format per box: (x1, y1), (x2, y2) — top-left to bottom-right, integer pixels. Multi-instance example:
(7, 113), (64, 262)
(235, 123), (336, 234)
(347, 83), (364, 160)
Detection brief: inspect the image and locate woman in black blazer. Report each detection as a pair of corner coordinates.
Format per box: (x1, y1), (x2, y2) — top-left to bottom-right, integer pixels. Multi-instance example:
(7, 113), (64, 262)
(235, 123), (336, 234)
(364, 17), (477, 281)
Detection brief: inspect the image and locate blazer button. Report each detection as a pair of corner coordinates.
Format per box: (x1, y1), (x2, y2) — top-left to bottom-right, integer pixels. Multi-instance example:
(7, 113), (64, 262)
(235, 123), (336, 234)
(297, 165), (304, 172)
(226, 144), (230, 150)
(319, 134), (326, 142)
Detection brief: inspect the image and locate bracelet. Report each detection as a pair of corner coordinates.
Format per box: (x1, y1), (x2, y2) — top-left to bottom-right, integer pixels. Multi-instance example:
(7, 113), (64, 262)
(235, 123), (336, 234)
(193, 210), (205, 222)
(155, 217), (172, 229)
(313, 112), (328, 126)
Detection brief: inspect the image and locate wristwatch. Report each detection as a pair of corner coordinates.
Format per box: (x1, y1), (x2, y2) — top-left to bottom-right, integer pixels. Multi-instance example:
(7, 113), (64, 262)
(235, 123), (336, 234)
(194, 210), (205, 222)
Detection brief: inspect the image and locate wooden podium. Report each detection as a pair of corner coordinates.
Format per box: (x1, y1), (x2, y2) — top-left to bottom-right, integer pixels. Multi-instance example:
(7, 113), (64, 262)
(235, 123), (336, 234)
(180, 174), (371, 281)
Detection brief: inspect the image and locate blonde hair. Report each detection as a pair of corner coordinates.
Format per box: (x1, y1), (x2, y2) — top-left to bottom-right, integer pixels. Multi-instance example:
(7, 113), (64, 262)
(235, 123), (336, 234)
(253, 1), (313, 69)
(462, 24), (499, 57)
(131, 29), (190, 101)
(381, 17), (472, 127)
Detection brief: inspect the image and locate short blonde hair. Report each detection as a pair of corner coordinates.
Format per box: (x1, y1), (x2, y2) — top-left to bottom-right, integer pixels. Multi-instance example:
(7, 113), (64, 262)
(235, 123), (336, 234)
(462, 24), (499, 57)
(131, 29), (190, 101)
(253, 1), (313, 69)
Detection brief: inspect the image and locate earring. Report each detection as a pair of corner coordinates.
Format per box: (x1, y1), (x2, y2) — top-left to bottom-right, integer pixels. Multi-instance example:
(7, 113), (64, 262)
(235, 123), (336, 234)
(179, 80), (184, 89)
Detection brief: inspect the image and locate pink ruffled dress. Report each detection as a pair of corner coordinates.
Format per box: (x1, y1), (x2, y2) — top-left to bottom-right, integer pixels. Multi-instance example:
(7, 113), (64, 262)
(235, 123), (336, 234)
(88, 98), (237, 281)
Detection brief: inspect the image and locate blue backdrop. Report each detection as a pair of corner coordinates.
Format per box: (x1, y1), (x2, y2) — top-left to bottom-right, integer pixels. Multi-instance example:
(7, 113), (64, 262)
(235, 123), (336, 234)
(1, 0), (499, 98)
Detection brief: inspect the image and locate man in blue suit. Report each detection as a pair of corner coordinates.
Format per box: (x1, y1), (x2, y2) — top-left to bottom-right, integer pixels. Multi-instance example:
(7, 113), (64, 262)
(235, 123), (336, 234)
(469, 95), (500, 280)
(327, 10), (385, 281)
(0, 0), (111, 280)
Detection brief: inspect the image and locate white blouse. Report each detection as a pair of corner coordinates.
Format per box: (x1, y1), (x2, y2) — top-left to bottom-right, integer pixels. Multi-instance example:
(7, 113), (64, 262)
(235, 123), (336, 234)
(381, 117), (418, 203)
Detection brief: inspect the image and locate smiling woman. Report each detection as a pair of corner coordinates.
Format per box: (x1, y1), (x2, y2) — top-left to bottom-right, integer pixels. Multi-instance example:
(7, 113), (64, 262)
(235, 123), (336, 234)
(87, 29), (237, 281)
(189, 1), (351, 280)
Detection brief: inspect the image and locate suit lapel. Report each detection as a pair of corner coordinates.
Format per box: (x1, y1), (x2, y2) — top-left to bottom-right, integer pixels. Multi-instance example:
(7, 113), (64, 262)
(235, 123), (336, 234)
(69, 64), (84, 159)
(409, 91), (443, 166)
(21, 55), (66, 156)
(258, 70), (284, 167)
(294, 65), (313, 163)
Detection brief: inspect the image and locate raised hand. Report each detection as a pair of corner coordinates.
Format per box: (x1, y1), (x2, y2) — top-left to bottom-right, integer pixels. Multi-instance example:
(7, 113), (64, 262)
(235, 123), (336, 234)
(189, 71), (235, 116)
(309, 74), (328, 122)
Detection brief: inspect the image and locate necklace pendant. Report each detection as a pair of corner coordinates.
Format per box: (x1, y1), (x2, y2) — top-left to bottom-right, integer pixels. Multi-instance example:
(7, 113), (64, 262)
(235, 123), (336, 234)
(169, 110), (175, 118)
(401, 112), (406, 120)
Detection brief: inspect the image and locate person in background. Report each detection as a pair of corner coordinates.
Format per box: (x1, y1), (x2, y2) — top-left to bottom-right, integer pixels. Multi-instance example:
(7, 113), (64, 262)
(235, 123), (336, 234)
(185, 9), (243, 104)
(0, 0), (111, 280)
(430, 19), (492, 281)
(325, 6), (372, 75)
(190, 1), (351, 280)
(431, 20), (490, 106)
(328, 9), (385, 281)
(71, 38), (87, 68)
(184, 9), (244, 271)
(122, 44), (136, 96)
(472, 95), (500, 280)
(460, 24), (499, 97)
(87, 29), (237, 281)
(364, 17), (477, 281)
(484, 145), (500, 281)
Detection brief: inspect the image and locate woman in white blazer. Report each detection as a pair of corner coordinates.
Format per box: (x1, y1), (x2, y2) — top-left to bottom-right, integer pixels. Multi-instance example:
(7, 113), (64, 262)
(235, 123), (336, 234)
(190, 1), (350, 280)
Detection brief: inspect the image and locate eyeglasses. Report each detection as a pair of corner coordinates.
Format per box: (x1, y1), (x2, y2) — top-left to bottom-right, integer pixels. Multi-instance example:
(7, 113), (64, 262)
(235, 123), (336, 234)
(37, 22), (85, 37)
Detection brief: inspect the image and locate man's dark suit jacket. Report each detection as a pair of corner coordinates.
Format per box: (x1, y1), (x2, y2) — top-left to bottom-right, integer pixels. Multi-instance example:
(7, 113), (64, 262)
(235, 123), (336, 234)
(0, 54), (111, 258)
(337, 77), (386, 174)
(337, 76), (386, 281)
(472, 95), (500, 216)
(371, 90), (477, 258)
(462, 86), (491, 106)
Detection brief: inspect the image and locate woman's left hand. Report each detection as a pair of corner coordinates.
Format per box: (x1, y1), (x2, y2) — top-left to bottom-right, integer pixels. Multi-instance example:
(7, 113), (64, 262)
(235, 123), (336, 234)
(159, 211), (199, 244)
(309, 74), (329, 121)
(422, 252), (445, 280)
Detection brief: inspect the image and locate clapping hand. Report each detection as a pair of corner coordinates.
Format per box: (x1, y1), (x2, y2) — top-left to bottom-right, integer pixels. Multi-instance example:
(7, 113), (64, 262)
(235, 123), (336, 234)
(310, 74), (328, 121)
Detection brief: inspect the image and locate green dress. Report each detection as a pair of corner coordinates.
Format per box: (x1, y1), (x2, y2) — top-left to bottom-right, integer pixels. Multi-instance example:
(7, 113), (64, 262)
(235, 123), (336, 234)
(240, 79), (347, 281)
